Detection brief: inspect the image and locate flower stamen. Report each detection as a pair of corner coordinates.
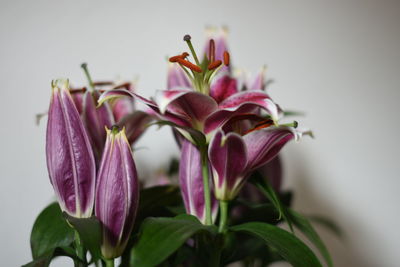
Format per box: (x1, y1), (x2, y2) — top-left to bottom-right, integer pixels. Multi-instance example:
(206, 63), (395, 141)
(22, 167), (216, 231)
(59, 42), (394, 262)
(209, 39), (215, 63)
(223, 51), (230, 66)
(177, 58), (203, 73)
(208, 60), (222, 70)
(243, 119), (274, 135)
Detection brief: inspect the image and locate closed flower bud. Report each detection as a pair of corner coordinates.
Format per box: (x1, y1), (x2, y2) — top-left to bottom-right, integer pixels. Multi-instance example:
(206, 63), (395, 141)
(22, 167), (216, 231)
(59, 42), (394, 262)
(46, 80), (96, 218)
(95, 126), (139, 259)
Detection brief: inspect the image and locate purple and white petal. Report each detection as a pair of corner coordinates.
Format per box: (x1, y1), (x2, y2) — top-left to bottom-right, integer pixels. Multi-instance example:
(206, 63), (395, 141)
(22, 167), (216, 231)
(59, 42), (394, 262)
(46, 80), (96, 218)
(155, 89), (218, 126)
(167, 64), (192, 90)
(243, 126), (297, 171)
(117, 111), (153, 145)
(82, 90), (115, 162)
(248, 67), (267, 91)
(219, 91), (282, 122)
(179, 140), (217, 224)
(95, 128), (139, 259)
(210, 75), (238, 104)
(208, 131), (248, 201)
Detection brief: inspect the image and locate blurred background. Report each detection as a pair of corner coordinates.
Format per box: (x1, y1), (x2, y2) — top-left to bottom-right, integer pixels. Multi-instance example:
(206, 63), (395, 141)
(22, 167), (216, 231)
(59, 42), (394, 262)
(1, 0), (399, 266)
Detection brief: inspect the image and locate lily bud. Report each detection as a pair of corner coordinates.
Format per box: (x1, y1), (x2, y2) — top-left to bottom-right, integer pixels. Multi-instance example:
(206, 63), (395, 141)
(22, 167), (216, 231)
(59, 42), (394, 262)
(46, 80), (96, 218)
(179, 140), (218, 224)
(95, 127), (139, 259)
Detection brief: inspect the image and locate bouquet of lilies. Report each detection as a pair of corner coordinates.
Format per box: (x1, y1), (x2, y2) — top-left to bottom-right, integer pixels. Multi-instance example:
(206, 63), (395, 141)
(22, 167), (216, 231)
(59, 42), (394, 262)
(25, 30), (338, 267)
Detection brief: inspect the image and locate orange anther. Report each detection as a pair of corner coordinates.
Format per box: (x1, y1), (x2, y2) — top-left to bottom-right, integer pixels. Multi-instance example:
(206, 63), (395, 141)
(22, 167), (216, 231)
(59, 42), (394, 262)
(207, 60), (222, 70)
(223, 51), (230, 66)
(177, 58), (202, 73)
(243, 119), (274, 135)
(169, 55), (182, 63)
(181, 52), (189, 59)
(209, 39), (215, 62)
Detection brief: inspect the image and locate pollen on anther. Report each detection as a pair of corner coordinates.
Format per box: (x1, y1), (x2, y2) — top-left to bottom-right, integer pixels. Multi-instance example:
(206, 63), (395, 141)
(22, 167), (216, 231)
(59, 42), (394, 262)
(181, 52), (189, 59)
(223, 51), (230, 66)
(208, 60), (222, 70)
(209, 39), (215, 62)
(243, 119), (274, 135)
(169, 55), (182, 63)
(177, 58), (202, 73)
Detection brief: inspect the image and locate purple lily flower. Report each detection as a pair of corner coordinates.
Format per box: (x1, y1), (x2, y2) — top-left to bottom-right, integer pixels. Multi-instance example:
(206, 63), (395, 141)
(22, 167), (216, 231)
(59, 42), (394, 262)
(208, 127), (301, 201)
(179, 140), (218, 224)
(46, 80), (96, 218)
(99, 35), (282, 145)
(99, 87), (280, 144)
(95, 127), (139, 259)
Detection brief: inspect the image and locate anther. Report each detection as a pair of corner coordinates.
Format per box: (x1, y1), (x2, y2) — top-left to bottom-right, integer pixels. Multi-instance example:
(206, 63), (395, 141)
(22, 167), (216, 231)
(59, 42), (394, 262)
(243, 119), (274, 135)
(209, 39), (215, 62)
(181, 52), (189, 59)
(169, 55), (183, 63)
(207, 60), (222, 70)
(223, 51), (230, 66)
(177, 58), (202, 73)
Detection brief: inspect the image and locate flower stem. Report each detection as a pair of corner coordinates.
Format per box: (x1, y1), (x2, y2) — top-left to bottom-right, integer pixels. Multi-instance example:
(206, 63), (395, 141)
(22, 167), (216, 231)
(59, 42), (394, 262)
(74, 231), (86, 267)
(218, 200), (229, 233)
(201, 147), (213, 225)
(81, 63), (95, 91)
(105, 259), (115, 267)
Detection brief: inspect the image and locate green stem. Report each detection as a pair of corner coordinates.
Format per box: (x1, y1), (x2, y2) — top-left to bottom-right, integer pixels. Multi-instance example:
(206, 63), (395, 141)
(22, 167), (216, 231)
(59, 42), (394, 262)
(200, 147), (213, 225)
(81, 63), (95, 91)
(74, 231), (86, 267)
(218, 200), (229, 233)
(105, 259), (115, 267)
(184, 38), (201, 66)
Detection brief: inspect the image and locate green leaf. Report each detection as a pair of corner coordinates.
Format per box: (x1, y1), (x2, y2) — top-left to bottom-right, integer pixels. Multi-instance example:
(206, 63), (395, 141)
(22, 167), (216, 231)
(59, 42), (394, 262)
(138, 185), (182, 216)
(308, 215), (343, 238)
(283, 110), (305, 117)
(288, 209), (333, 267)
(30, 202), (75, 259)
(231, 222), (322, 267)
(23, 246), (80, 267)
(250, 172), (294, 231)
(130, 215), (217, 267)
(64, 214), (102, 260)
(120, 186), (183, 266)
(22, 251), (53, 267)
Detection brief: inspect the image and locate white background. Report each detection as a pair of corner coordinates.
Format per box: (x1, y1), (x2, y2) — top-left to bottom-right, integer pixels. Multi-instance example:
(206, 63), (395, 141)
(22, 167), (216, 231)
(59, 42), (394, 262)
(1, 1), (399, 266)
